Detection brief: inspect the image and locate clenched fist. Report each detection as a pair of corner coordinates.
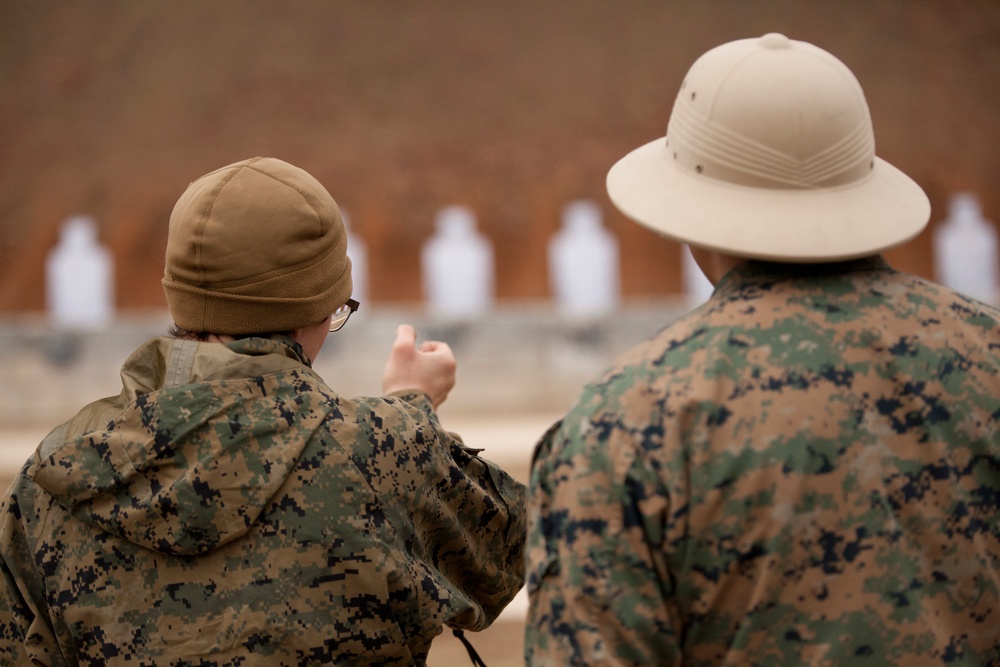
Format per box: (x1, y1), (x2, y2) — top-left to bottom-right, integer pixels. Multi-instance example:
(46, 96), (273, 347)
(381, 324), (456, 408)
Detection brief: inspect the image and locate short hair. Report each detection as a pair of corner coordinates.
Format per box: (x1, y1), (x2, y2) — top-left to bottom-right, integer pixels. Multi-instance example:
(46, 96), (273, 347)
(167, 323), (293, 341)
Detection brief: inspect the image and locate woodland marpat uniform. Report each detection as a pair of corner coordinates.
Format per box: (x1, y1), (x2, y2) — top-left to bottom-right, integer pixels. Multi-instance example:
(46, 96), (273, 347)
(0, 335), (526, 666)
(526, 259), (1000, 666)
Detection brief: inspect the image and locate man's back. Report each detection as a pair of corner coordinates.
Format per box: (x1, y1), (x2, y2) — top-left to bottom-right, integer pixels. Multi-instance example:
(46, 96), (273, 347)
(2, 336), (525, 666)
(527, 258), (1000, 665)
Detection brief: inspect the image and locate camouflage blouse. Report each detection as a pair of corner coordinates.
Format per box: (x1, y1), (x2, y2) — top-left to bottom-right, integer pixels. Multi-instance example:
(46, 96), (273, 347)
(0, 335), (526, 666)
(526, 257), (1000, 666)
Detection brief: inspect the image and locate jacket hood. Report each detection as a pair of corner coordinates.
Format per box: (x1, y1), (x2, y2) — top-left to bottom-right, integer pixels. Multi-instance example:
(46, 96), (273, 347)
(31, 335), (332, 556)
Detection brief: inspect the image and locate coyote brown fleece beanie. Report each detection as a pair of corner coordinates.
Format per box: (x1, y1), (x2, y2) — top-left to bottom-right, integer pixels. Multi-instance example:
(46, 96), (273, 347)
(162, 157), (352, 335)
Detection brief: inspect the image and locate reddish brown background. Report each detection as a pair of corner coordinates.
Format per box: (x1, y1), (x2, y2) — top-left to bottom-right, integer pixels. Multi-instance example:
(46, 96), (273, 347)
(1, 1), (998, 312)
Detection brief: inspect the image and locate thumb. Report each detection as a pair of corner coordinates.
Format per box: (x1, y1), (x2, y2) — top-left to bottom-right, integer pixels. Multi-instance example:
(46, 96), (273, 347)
(393, 324), (417, 351)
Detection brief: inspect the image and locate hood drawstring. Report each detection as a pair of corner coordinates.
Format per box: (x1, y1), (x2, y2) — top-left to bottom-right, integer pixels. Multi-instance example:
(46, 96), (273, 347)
(452, 628), (487, 667)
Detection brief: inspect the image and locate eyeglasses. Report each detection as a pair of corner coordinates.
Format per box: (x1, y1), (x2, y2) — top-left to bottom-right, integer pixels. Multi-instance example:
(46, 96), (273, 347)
(329, 298), (360, 333)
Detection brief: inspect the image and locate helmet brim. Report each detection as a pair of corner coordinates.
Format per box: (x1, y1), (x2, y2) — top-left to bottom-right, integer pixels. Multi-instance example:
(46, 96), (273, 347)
(606, 137), (931, 262)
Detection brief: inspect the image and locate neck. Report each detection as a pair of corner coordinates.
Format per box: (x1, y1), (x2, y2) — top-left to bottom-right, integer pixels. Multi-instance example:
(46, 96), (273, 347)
(689, 247), (746, 285)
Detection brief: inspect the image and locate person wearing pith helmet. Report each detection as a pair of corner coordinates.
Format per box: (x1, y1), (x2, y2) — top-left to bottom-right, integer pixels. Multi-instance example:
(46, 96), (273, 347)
(526, 34), (1000, 666)
(0, 157), (526, 666)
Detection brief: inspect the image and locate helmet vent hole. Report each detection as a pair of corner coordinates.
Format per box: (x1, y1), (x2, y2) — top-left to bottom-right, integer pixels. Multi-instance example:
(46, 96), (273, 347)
(695, 165), (703, 173)
(691, 92), (697, 101)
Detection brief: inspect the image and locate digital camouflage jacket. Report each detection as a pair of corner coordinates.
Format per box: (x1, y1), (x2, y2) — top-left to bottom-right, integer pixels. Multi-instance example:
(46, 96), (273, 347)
(0, 335), (526, 666)
(526, 257), (1000, 666)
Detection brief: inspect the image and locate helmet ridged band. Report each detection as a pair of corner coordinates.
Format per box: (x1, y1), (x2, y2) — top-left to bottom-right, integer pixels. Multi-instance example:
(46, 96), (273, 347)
(667, 98), (876, 189)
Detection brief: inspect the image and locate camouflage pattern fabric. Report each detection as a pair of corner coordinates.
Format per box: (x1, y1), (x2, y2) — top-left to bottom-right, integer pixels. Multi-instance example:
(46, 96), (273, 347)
(526, 257), (1000, 666)
(0, 335), (526, 666)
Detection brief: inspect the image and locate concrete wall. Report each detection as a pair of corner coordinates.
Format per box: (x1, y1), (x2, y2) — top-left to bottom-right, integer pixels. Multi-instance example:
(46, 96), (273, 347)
(0, 300), (692, 429)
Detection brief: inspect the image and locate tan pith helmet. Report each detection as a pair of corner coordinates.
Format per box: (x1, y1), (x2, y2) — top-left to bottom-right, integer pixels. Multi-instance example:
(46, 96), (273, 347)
(606, 33), (930, 262)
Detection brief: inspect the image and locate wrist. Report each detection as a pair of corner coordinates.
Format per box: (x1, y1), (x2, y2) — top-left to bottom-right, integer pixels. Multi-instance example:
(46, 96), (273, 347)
(387, 389), (435, 412)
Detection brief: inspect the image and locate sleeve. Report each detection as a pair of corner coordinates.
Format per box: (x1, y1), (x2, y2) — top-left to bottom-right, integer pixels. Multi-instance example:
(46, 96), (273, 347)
(0, 478), (63, 667)
(0, 511), (33, 665)
(353, 390), (527, 630)
(524, 408), (681, 666)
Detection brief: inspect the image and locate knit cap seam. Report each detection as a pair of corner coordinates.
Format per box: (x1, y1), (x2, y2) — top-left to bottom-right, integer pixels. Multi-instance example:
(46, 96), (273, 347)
(243, 162), (327, 238)
(195, 162), (251, 284)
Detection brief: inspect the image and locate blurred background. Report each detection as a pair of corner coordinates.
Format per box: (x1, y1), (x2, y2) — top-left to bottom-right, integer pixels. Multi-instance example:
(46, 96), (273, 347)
(1, 1), (999, 664)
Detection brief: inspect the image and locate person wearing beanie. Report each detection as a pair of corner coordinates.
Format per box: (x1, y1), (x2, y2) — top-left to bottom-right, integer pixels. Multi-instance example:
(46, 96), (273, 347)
(526, 35), (1000, 665)
(0, 157), (526, 665)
